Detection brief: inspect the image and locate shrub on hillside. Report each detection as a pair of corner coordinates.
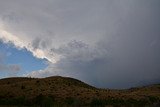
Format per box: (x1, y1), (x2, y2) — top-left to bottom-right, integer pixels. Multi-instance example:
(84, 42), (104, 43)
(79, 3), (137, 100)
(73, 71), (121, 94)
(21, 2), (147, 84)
(35, 94), (55, 107)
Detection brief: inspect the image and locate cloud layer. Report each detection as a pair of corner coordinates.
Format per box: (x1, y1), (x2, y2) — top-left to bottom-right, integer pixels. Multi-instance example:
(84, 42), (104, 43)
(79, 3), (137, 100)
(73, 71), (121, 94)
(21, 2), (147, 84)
(0, 0), (160, 88)
(0, 53), (21, 76)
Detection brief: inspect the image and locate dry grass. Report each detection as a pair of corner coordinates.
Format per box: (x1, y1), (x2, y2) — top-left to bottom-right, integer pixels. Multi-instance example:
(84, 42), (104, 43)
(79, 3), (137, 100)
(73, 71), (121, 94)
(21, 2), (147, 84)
(0, 76), (160, 106)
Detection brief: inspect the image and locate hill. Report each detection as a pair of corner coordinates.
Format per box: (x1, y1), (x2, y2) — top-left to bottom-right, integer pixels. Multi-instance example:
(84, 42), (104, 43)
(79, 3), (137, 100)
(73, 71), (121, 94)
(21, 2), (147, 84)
(0, 76), (160, 107)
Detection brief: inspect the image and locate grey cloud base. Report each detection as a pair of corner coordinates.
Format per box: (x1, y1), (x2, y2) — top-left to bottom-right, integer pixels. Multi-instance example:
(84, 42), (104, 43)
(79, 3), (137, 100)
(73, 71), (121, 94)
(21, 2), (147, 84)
(0, 0), (160, 88)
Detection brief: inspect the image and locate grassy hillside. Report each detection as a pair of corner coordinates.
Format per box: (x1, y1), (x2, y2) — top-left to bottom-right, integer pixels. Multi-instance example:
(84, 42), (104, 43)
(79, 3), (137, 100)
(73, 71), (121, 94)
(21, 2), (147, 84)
(0, 76), (160, 107)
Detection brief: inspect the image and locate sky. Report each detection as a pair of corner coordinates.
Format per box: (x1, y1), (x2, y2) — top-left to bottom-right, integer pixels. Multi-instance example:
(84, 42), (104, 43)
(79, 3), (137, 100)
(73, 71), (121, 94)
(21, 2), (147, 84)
(0, 0), (160, 89)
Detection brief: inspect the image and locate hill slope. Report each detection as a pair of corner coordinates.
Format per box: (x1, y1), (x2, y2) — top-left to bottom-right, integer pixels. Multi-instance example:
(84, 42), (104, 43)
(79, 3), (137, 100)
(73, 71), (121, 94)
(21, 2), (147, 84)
(0, 76), (160, 106)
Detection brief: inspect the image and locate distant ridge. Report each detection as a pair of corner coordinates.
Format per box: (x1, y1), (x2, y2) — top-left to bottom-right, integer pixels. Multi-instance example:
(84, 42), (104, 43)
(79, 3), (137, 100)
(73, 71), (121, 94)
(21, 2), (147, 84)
(0, 76), (160, 106)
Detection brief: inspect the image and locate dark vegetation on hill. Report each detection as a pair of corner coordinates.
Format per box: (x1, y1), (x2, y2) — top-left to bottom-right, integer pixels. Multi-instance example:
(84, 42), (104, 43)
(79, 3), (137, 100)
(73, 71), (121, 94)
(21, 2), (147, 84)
(0, 76), (160, 107)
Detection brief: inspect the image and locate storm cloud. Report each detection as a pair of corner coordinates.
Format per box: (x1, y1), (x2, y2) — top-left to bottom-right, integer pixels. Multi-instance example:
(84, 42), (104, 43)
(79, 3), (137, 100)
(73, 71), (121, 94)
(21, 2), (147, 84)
(0, 0), (160, 88)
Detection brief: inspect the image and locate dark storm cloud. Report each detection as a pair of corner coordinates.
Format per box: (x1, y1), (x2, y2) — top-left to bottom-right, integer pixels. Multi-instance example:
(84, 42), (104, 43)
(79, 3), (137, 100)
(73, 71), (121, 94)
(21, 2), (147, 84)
(51, 40), (108, 62)
(0, 0), (160, 88)
(28, 0), (160, 89)
(79, 0), (160, 88)
(32, 37), (52, 50)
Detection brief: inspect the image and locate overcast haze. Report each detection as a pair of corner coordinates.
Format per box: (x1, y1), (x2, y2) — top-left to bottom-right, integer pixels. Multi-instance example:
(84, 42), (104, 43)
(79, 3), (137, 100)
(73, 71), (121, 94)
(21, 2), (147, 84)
(0, 0), (160, 88)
